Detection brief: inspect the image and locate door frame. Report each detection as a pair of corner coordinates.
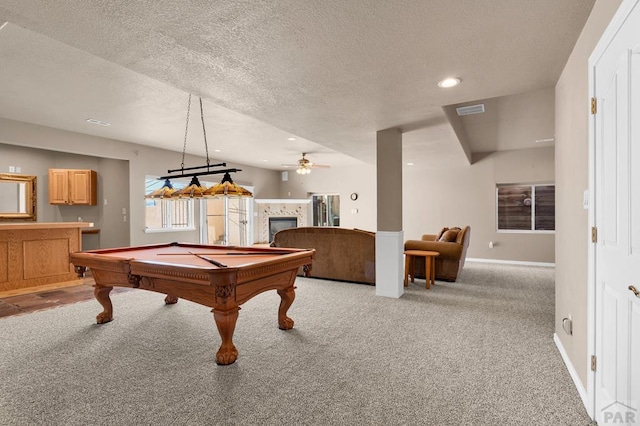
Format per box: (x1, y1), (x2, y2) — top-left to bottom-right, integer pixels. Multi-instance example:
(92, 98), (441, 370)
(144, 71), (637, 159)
(587, 0), (639, 418)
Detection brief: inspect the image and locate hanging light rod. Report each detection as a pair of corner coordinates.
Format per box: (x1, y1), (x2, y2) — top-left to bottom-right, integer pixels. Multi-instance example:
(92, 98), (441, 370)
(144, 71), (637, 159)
(159, 167), (242, 181)
(166, 162), (226, 174)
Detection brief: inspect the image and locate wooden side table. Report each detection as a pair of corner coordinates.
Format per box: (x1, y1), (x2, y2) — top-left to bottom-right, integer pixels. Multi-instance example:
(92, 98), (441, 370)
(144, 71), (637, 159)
(404, 250), (440, 289)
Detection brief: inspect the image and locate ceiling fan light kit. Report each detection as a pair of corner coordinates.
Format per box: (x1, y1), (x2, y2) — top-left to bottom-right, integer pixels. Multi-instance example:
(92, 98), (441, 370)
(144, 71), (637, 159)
(290, 152), (329, 175)
(146, 94), (252, 199)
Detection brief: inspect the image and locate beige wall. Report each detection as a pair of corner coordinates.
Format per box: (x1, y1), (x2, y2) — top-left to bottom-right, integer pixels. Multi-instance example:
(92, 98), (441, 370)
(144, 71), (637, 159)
(0, 143), (131, 249)
(377, 128), (403, 232)
(555, 0), (624, 389)
(280, 146), (555, 263)
(0, 117), (281, 247)
(279, 164), (378, 232)
(404, 147), (555, 262)
(2, 122), (555, 263)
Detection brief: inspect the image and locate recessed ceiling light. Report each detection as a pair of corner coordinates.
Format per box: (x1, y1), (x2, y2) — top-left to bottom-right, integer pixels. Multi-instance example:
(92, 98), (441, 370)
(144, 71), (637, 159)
(288, 137), (296, 141)
(406, 162), (415, 166)
(85, 118), (111, 126)
(437, 77), (461, 88)
(214, 149), (221, 152)
(261, 159), (268, 162)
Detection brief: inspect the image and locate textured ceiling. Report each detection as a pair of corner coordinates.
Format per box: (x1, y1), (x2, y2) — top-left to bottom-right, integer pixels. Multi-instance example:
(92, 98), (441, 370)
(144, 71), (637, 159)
(0, 1), (595, 169)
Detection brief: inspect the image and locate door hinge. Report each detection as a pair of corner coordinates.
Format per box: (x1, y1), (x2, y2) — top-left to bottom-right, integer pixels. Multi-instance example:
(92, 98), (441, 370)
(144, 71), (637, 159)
(591, 97), (597, 114)
(591, 226), (598, 243)
(591, 355), (597, 371)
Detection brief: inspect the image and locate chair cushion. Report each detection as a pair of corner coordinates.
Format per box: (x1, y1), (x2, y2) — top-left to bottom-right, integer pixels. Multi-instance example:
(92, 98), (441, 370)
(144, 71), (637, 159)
(436, 227), (449, 240)
(439, 229), (459, 242)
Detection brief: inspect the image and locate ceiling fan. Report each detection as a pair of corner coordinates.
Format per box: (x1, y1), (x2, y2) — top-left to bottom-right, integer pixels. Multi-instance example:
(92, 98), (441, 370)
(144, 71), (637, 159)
(283, 153), (330, 175)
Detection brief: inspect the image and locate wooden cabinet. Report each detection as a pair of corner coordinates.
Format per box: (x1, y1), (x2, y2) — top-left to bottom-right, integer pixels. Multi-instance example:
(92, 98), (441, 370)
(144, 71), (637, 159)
(48, 169), (97, 205)
(0, 222), (90, 294)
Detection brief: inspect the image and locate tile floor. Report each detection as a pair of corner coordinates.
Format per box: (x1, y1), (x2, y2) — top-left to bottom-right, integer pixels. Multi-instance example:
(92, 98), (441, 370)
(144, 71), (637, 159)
(0, 275), (131, 319)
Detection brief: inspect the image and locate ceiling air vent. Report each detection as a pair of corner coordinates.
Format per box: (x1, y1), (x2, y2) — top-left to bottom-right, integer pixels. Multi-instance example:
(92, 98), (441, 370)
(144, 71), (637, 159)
(456, 104), (485, 116)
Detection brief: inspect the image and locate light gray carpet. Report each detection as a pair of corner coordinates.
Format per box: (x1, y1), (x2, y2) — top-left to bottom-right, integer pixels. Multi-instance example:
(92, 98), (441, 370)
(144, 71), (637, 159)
(0, 262), (592, 425)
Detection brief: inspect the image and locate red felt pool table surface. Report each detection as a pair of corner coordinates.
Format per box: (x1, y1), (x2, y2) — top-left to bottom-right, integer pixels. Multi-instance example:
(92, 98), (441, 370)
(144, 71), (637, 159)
(70, 242), (315, 365)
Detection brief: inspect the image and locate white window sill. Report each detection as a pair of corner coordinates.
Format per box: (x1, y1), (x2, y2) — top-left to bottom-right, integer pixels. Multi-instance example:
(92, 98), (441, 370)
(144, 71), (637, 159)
(496, 230), (555, 234)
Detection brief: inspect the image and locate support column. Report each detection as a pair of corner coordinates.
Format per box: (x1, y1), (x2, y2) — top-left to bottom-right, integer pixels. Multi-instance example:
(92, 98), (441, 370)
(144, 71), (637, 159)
(375, 128), (404, 298)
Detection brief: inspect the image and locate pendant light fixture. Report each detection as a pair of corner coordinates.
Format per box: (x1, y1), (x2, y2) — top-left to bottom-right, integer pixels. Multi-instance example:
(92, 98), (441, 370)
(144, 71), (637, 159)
(147, 179), (176, 199)
(203, 172), (254, 197)
(145, 94), (252, 199)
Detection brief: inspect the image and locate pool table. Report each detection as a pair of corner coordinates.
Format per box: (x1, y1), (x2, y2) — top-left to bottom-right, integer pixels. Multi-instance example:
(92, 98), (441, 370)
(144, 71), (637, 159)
(70, 242), (314, 365)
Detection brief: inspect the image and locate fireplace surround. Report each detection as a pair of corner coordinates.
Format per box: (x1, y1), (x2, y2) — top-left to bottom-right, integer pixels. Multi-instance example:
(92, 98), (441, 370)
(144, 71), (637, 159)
(254, 199), (311, 243)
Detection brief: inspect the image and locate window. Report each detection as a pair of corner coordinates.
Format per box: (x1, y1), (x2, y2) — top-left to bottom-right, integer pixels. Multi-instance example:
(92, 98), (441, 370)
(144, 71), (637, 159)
(145, 178), (194, 232)
(496, 184), (555, 232)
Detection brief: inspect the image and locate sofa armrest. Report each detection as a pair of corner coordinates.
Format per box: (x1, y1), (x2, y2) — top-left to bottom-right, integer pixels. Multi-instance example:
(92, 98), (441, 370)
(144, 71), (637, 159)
(421, 234), (437, 241)
(404, 240), (463, 260)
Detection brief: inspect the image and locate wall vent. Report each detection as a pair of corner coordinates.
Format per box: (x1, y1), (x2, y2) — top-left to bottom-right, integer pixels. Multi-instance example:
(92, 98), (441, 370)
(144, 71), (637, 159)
(456, 104), (485, 116)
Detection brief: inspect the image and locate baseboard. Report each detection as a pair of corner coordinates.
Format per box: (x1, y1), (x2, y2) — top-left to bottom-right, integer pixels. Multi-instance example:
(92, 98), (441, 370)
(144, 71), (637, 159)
(553, 333), (591, 418)
(466, 258), (555, 267)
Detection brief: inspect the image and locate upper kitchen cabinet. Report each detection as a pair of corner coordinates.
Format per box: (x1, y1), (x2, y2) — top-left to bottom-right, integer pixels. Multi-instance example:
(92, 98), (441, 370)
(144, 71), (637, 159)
(48, 169), (97, 205)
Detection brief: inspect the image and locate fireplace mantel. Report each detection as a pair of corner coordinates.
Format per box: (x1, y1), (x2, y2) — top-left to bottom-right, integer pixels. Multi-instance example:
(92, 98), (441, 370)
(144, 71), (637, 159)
(255, 199), (311, 204)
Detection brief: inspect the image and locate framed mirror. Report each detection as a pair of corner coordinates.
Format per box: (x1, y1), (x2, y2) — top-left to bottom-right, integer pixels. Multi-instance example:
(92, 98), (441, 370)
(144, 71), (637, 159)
(0, 173), (37, 221)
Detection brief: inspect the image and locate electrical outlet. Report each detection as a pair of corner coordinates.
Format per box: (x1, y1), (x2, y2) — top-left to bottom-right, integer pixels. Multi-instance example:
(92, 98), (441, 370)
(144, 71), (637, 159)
(562, 315), (573, 335)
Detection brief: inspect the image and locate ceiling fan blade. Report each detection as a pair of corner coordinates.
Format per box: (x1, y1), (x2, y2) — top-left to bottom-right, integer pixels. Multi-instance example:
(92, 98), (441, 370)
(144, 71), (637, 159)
(281, 153), (331, 171)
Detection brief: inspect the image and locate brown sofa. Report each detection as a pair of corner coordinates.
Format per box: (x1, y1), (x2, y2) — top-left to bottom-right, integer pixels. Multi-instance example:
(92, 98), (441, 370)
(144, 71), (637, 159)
(404, 226), (471, 282)
(271, 227), (375, 285)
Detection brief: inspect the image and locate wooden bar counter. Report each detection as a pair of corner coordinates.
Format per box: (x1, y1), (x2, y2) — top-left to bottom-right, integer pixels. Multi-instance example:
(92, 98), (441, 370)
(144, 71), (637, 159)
(0, 222), (91, 295)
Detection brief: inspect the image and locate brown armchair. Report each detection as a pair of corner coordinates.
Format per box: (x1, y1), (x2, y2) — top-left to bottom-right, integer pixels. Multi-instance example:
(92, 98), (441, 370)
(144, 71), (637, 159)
(404, 226), (471, 282)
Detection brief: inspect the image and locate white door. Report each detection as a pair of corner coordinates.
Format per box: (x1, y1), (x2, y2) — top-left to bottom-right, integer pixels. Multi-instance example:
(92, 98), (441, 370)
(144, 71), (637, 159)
(593, 1), (640, 423)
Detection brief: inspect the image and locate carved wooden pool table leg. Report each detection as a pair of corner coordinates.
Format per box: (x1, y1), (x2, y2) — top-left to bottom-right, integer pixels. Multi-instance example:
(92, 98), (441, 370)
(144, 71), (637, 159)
(212, 307), (240, 365)
(277, 285), (296, 330)
(94, 285), (114, 324)
(164, 294), (179, 304)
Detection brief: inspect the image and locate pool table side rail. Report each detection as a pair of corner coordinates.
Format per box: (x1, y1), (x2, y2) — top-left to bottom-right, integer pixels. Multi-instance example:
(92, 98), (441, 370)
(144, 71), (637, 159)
(74, 242), (311, 256)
